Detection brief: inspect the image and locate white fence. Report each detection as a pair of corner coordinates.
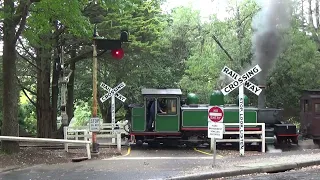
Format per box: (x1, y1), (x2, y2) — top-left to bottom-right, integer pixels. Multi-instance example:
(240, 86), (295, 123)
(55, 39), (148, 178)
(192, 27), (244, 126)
(64, 121), (129, 152)
(210, 123), (266, 152)
(0, 136), (91, 159)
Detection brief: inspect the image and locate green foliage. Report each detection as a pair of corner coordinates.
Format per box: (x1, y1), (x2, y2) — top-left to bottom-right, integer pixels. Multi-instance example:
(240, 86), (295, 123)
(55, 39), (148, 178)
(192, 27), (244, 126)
(73, 100), (94, 127)
(75, 0), (180, 116)
(24, 0), (93, 47)
(19, 103), (37, 136)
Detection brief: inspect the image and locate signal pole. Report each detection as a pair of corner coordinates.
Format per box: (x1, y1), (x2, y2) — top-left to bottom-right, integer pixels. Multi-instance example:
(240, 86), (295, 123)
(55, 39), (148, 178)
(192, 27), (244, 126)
(90, 24), (129, 154)
(91, 24), (99, 154)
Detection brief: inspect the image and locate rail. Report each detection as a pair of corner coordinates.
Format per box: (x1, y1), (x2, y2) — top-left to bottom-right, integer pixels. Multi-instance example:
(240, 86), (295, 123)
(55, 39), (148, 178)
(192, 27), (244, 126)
(0, 136), (91, 159)
(210, 123), (265, 153)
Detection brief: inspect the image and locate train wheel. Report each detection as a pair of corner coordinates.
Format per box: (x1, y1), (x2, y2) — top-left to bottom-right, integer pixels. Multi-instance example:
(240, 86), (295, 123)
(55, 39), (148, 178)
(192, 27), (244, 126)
(136, 140), (143, 147)
(185, 142), (196, 149)
(292, 137), (299, 145)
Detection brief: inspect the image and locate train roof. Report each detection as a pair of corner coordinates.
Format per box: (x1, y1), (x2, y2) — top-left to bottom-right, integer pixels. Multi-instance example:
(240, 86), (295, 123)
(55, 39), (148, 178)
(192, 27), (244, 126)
(302, 89), (320, 92)
(301, 89), (320, 98)
(141, 88), (182, 95)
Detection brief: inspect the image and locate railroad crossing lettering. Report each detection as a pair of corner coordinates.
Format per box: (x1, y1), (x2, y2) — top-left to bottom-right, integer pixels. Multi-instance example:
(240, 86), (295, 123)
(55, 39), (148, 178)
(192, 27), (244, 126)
(100, 82), (127, 103)
(221, 65), (262, 96)
(115, 93), (126, 102)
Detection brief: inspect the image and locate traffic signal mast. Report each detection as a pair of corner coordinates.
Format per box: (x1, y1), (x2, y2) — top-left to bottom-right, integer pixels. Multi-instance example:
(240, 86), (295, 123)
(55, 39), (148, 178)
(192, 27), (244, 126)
(57, 26), (130, 155)
(94, 27), (130, 60)
(91, 26), (130, 154)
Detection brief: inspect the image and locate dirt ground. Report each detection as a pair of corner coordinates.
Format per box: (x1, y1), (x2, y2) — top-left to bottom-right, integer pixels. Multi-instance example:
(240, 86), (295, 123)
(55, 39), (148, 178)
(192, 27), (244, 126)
(0, 145), (122, 170)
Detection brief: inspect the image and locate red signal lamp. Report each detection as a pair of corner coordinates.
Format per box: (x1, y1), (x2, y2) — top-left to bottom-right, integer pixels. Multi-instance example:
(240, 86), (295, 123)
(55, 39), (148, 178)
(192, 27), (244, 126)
(111, 48), (124, 59)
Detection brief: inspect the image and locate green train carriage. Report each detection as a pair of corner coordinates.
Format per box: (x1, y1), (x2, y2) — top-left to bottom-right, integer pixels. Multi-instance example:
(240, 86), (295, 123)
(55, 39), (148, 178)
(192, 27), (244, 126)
(127, 88), (298, 148)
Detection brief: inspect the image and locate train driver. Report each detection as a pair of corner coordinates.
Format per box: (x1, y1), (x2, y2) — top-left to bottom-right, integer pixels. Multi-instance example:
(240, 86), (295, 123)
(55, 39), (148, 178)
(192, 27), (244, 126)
(147, 99), (166, 131)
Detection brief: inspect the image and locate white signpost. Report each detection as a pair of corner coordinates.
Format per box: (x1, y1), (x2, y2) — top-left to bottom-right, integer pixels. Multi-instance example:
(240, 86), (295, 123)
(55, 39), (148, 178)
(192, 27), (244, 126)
(220, 65), (262, 156)
(100, 82), (127, 143)
(208, 106), (224, 167)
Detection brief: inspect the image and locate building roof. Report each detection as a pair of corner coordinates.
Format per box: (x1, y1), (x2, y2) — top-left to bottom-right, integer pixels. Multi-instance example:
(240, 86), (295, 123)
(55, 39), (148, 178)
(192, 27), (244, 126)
(141, 88), (182, 95)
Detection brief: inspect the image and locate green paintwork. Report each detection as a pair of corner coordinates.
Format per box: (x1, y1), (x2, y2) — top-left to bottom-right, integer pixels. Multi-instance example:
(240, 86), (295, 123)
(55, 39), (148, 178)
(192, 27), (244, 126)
(181, 106), (257, 127)
(210, 90), (224, 105)
(235, 94), (249, 106)
(186, 93), (199, 104)
(131, 107), (145, 131)
(155, 114), (179, 132)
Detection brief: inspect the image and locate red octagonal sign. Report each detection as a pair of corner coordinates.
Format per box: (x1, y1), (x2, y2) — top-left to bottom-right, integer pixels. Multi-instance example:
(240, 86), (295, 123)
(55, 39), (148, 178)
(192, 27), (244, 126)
(208, 106), (224, 123)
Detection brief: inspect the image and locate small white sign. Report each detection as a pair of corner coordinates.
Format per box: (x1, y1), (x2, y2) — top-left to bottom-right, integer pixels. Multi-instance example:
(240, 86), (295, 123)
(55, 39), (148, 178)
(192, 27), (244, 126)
(89, 117), (101, 132)
(208, 121), (224, 139)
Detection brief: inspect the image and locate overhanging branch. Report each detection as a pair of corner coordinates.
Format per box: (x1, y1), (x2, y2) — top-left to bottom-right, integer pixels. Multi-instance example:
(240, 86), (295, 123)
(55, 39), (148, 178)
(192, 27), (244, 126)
(16, 76), (37, 107)
(211, 34), (235, 61)
(64, 49), (107, 66)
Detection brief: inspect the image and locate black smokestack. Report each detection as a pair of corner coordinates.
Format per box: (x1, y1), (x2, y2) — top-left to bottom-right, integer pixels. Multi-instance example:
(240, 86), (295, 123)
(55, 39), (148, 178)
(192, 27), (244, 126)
(251, 0), (292, 85)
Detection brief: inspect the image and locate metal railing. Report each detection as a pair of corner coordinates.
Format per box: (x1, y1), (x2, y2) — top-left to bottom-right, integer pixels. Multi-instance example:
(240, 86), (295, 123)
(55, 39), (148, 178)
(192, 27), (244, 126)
(210, 123), (266, 153)
(64, 121), (129, 152)
(0, 136), (91, 159)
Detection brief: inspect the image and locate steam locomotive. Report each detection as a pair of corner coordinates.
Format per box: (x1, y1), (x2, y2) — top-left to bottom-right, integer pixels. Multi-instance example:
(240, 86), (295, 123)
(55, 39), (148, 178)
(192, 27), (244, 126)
(125, 87), (301, 150)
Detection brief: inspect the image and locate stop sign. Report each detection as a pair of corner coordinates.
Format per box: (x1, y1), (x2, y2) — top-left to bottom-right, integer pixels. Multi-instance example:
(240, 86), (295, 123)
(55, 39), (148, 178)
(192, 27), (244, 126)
(208, 106), (224, 123)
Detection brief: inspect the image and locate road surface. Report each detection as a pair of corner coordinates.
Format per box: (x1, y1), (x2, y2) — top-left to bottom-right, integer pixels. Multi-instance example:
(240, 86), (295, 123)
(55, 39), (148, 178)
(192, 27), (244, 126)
(0, 144), (220, 180)
(0, 140), (318, 180)
(225, 166), (320, 180)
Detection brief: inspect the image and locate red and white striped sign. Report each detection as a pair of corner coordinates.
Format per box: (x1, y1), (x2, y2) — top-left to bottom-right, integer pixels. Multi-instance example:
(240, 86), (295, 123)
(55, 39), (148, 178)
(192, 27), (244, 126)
(208, 106), (224, 123)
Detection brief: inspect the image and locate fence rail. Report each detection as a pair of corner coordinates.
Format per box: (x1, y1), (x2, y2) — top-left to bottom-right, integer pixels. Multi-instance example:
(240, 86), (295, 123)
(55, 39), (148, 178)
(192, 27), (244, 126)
(64, 121), (128, 152)
(0, 136), (91, 159)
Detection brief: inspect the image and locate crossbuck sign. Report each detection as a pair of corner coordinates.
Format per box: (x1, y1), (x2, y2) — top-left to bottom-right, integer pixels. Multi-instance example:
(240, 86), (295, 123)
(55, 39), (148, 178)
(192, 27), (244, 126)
(220, 64), (262, 156)
(100, 82), (127, 133)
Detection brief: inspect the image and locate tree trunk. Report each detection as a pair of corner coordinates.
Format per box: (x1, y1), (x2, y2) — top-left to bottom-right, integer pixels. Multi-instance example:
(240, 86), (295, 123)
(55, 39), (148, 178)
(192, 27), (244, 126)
(36, 48), (53, 138)
(66, 50), (76, 123)
(51, 51), (59, 133)
(1, 0), (20, 153)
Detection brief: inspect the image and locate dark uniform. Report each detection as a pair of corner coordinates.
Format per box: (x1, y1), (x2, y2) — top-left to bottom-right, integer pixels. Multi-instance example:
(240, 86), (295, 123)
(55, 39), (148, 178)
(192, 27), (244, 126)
(147, 100), (161, 131)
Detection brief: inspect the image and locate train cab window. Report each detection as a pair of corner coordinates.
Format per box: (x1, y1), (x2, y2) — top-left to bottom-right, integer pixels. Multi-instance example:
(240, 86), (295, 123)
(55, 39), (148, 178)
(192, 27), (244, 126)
(315, 103), (320, 113)
(157, 98), (177, 115)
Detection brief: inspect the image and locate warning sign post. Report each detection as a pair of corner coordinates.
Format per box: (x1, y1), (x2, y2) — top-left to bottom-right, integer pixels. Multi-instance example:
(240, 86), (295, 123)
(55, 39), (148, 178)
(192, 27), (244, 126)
(207, 106), (224, 167)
